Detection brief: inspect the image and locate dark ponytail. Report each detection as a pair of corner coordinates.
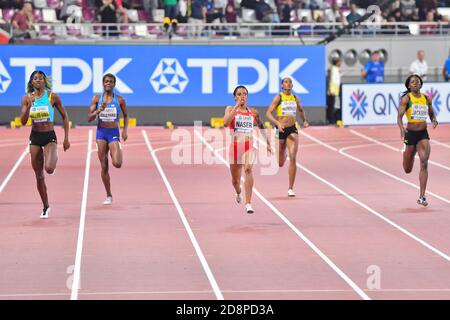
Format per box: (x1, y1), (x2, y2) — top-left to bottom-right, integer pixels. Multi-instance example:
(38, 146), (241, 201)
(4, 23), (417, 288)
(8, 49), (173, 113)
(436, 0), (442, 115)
(233, 85), (248, 97)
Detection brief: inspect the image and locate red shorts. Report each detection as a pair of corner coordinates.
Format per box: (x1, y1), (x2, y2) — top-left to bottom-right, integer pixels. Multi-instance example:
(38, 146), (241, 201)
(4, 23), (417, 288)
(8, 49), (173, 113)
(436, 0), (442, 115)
(229, 140), (253, 164)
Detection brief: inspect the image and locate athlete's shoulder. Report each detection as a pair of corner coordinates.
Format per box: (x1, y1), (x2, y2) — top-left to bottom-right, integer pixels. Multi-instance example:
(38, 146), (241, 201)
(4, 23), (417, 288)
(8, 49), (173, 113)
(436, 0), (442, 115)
(117, 94), (126, 104)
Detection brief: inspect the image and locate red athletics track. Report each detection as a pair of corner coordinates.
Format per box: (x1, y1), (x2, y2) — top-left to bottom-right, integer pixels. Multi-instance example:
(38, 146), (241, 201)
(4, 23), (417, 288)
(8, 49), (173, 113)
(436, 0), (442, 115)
(0, 125), (449, 300)
(0, 127), (89, 299)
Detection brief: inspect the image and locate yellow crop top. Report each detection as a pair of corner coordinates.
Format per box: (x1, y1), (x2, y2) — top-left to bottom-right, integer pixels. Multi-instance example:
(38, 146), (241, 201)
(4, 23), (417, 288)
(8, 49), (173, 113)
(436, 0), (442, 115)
(406, 93), (428, 123)
(275, 92), (297, 117)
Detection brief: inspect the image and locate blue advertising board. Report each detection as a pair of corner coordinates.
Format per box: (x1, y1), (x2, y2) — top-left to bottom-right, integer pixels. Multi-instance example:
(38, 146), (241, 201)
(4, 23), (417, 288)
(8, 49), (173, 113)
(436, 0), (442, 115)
(0, 45), (325, 107)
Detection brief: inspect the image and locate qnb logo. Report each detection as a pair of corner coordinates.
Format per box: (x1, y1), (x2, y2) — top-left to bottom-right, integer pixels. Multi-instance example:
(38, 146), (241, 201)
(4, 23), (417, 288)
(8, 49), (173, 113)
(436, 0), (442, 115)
(425, 88), (441, 116)
(349, 89), (368, 120)
(0, 60), (12, 94)
(150, 59), (189, 94)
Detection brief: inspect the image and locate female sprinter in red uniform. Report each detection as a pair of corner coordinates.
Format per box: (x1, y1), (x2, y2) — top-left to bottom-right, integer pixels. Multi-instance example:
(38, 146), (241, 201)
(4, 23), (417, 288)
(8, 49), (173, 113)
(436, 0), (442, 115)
(20, 70), (71, 218)
(398, 74), (438, 206)
(266, 77), (309, 197)
(223, 85), (271, 214)
(88, 73), (128, 205)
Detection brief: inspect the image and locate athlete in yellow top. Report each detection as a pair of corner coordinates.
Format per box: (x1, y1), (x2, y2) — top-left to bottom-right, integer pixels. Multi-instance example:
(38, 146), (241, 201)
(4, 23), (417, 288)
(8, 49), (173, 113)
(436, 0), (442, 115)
(266, 77), (309, 197)
(398, 74), (438, 206)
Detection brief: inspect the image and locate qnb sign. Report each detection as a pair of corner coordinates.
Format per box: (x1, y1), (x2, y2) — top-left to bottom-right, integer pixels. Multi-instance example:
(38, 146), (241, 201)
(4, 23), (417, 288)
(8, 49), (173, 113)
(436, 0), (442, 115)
(186, 58), (309, 94)
(9, 58), (133, 93)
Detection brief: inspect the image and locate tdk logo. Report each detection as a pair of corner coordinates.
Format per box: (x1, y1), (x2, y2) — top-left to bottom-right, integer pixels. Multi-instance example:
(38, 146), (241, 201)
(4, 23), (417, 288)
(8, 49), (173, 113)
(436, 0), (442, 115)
(0, 60), (12, 94)
(150, 59), (189, 94)
(186, 58), (308, 94)
(150, 58), (308, 95)
(2, 57), (309, 95)
(6, 58), (133, 93)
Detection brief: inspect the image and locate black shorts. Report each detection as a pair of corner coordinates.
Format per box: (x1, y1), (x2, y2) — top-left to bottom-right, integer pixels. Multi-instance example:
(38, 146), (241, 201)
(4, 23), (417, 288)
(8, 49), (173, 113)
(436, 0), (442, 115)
(29, 130), (57, 147)
(404, 129), (429, 146)
(276, 124), (298, 140)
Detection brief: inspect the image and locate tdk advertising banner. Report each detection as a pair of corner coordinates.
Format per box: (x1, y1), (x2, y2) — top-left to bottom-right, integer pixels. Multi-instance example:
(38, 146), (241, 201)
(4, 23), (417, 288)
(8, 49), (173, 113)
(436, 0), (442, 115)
(342, 83), (450, 125)
(0, 45), (325, 107)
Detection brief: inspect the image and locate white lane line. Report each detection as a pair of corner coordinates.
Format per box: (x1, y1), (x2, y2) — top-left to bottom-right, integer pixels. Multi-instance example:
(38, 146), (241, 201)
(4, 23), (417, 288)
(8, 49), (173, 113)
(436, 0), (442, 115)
(300, 131), (450, 205)
(292, 132), (450, 263)
(350, 129), (450, 171)
(71, 129), (93, 300)
(0, 145), (29, 193)
(142, 130), (224, 300)
(431, 139), (450, 149)
(195, 130), (370, 300)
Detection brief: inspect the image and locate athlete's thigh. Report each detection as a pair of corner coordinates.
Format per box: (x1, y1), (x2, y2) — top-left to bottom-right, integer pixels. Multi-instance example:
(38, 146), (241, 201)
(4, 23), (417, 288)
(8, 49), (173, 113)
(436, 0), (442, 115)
(416, 138), (430, 162)
(286, 133), (299, 157)
(30, 145), (44, 172)
(96, 140), (109, 161)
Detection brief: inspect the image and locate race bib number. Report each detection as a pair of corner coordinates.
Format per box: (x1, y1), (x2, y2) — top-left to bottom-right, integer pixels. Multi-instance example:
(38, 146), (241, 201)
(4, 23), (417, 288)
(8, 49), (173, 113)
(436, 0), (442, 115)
(99, 106), (118, 122)
(30, 106), (50, 122)
(281, 101), (297, 116)
(234, 114), (254, 134)
(410, 104), (428, 121)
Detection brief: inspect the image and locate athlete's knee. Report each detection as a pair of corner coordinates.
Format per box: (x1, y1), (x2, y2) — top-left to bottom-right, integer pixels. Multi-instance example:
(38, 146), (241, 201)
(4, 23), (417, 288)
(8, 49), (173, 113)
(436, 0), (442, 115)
(244, 166), (252, 175)
(44, 165), (55, 174)
(112, 159), (122, 168)
(231, 177), (240, 187)
(420, 159), (428, 170)
(403, 165), (412, 174)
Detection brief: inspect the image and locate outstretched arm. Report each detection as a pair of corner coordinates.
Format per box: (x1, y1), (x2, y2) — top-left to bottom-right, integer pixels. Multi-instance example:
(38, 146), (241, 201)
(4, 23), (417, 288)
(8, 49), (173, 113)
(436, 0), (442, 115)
(52, 93), (70, 151)
(265, 95), (284, 132)
(427, 96), (438, 129)
(397, 95), (409, 140)
(20, 95), (32, 126)
(88, 95), (102, 122)
(118, 95), (128, 141)
(223, 104), (239, 127)
(295, 96), (309, 128)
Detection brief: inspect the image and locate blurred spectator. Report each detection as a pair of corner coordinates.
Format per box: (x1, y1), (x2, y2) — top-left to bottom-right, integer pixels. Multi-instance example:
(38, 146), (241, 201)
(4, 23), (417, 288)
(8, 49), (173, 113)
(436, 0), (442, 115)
(443, 51), (450, 81)
(421, 11), (437, 34)
(313, 15), (328, 35)
(362, 50), (384, 83)
(61, 0), (84, 22)
(297, 16), (312, 35)
(224, 0), (237, 23)
(96, 0), (119, 37)
(254, 0), (273, 23)
(115, 0), (129, 23)
(177, 0), (189, 23)
(204, 0), (224, 23)
(11, 2), (37, 40)
(409, 50), (428, 80)
(382, 16), (396, 34)
(164, 0), (178, 21)
(441, 15), (450, 34)
(418, 0), (437, 21)
(346, 3), (361, 24)
(190, 0), (205, 22)
(241, 0), (257, 10)
(326, 2), (344, 23)
(326, 57), (342, 124)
